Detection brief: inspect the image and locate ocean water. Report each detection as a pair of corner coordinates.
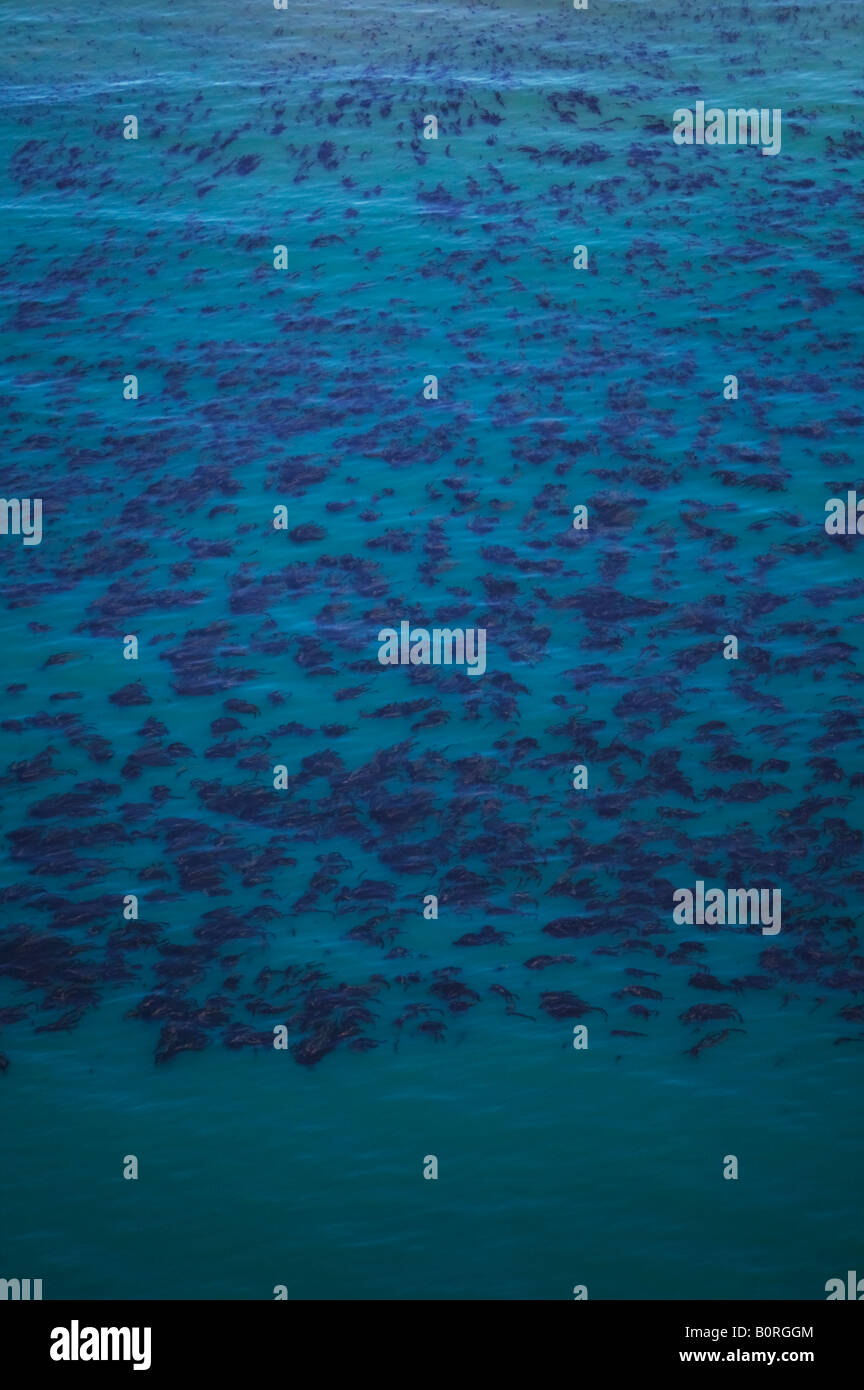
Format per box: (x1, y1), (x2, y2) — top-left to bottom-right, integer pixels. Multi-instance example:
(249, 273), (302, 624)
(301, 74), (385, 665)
(0, 0), (862, 1300)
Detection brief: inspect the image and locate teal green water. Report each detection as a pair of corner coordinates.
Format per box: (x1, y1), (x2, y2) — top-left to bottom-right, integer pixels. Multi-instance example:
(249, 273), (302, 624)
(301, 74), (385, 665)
(0, 0), (862, 1299)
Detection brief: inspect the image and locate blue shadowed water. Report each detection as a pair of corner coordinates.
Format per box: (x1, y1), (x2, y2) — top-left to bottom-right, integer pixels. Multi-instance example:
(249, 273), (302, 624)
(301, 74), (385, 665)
(0, 0), (862, 1300)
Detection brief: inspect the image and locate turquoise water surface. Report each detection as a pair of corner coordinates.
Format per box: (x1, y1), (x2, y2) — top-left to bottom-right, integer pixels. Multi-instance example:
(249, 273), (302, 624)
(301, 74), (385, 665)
(0, 0), (862, 1299)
